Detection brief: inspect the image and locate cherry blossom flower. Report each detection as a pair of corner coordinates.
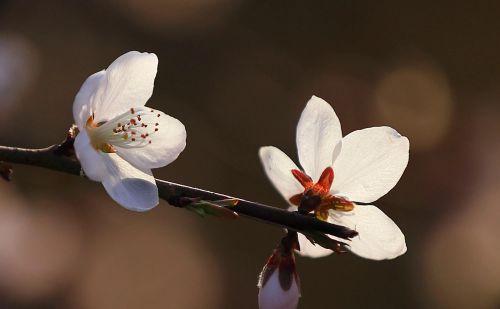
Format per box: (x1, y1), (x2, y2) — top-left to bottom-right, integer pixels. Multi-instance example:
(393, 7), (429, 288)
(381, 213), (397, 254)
(259, 96), (409, 260)
(73, 51), (186, 211)
(258, 232), (301, 309)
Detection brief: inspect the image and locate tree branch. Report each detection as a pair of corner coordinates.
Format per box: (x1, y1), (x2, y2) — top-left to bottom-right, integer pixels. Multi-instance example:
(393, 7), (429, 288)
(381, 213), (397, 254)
(0, 144), (358, 240)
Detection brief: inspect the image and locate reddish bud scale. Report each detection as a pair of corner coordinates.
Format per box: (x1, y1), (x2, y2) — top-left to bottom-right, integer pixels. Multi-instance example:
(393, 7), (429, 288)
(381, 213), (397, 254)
(278, 254), (299, 291)
(259, 232), (300, 291)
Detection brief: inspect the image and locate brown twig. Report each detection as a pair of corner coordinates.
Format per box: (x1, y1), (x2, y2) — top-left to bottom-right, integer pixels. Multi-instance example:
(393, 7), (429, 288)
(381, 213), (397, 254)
(0, 144), (358, 240)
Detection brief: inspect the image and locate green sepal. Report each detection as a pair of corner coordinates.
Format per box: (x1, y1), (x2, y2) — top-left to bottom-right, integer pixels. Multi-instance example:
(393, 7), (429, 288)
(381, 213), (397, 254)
(302, 231), (350, 253)
(186, 199), (239, 219)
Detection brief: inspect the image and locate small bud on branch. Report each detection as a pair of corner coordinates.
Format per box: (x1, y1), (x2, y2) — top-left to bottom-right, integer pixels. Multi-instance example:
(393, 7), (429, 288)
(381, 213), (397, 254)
(258, 231), (301, 309)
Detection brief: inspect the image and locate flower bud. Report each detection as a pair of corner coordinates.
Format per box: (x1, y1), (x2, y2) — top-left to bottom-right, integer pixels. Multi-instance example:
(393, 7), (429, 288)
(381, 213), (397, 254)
(258, 232), (301, 309)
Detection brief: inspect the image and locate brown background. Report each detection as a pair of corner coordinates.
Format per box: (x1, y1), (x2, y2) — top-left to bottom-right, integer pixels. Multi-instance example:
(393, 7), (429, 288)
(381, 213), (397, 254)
(1, 1), (500, 308)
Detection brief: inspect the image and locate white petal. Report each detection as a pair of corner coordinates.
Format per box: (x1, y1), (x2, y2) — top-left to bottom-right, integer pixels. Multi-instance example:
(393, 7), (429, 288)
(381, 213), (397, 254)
(296, 96), (342, 181)
(115, 108), (186, 170)
(259, 147), (303, 202)
(92, 51), (158, 122)
(258, 269), (300, 309)
(329, 205), (407, 260)
(296, 232), (333, 258)
(73, 71), (105, 129)
(332, 126), (409, 203)
(100, 153), (159, 212)
(74, 130), (106, 181)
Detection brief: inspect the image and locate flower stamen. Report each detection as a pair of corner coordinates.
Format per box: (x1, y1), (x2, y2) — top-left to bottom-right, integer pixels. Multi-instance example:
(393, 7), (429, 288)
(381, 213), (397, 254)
(85, 107), (163, 153)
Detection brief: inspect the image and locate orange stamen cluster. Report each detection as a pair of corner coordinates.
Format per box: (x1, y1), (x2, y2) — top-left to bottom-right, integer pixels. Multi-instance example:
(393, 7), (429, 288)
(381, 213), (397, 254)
(289, 167), (354, 221)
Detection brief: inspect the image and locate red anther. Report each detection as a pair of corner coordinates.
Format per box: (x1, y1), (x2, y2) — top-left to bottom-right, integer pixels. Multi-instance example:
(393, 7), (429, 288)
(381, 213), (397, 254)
(157, 114), (160, 117)
(148, 141), (152, 144)
(130, 108), (135, 114)
(141, 134), (146, 138)
(137, 116), (142, 121)
(130, 119), (137, 125)
(154, 128), (158, 132)
(131, 138), (136, 141)
(131, 131), (136, 135)
(155, 123), (159, 126)
(117, 122), (121, 127)
(291, 169), (313, 188)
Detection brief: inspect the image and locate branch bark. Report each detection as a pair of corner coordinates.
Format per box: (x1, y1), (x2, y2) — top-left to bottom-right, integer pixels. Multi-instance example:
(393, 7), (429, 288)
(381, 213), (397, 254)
(0, 144), (357, 240)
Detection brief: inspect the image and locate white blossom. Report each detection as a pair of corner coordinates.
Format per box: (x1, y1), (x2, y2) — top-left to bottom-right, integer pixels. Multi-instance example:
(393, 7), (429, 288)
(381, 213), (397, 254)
(259, 96), (409, 260)
(73, 51), (186, 211)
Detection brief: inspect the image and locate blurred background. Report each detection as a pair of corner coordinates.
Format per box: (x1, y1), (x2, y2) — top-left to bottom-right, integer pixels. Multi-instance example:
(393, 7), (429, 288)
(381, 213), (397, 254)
(1, 1), (499, 308)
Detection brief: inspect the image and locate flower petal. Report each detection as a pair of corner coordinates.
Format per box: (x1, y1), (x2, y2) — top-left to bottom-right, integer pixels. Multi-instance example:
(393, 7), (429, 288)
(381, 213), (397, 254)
(100, 153), (159, 212)
(329, 204), (407, 260)
(92, 51), (158, 122)
(259, 146), (303, 202)
(74, 130), (106, 181)
(332, 126), (409, 203)
(296, 96), (342, 181)
(73, 71), (105, 129)
(115, 108), (186, 170)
